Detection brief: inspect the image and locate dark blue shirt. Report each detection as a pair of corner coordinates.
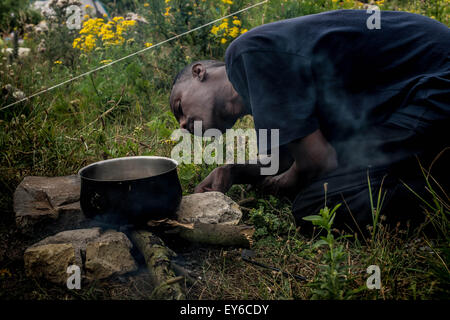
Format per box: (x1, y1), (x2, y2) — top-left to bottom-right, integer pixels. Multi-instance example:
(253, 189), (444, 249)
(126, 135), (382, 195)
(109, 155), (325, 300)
(225, 10), (449, 168)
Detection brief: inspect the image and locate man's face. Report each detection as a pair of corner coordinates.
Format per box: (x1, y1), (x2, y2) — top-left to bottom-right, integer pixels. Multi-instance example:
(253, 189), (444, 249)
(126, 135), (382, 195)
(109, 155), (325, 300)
(170, 66), (234, 135)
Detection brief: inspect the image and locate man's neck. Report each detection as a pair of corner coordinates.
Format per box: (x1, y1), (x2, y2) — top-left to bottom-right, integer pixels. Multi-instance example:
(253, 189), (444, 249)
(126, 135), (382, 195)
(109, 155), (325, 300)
(225, 83), (249, 119)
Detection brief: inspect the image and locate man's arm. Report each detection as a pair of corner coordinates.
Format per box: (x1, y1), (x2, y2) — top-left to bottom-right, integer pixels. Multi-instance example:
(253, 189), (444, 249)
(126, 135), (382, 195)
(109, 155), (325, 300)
(194, 146), (294, 193)
(194, 129), (337, 195)
(261, 129), (338, 196)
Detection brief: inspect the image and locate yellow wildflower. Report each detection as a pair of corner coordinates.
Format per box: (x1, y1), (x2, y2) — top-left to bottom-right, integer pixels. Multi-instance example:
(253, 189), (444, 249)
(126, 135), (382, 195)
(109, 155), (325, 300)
(221, 38), (227, 44)
(163, 139), (176, 145)
(144, 42), (153, 47)
(73, 16), (136, 51)
(144, 3), (150, 7)
(85, 4), (93, 9)
(240, 28), (248, 34)
(164, 7), (171, 16)
(122, 20), (136, 26)
(72, 37), (82, 48)
(100, 59), (112, 64)
(219, 21), (228, 30)
(54, 60), (62, 64)
(116, 36), (125, 45)
(211, 25), (219, 35)
(221, 0), (233, 4)
(84, 34), (96, 51)
(229, 26), (239, 38)
(165, 0), (171, 3)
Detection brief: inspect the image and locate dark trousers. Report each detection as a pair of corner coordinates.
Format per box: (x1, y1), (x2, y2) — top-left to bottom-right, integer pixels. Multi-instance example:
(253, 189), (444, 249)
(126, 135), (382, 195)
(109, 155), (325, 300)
(292, 149), (448, 235)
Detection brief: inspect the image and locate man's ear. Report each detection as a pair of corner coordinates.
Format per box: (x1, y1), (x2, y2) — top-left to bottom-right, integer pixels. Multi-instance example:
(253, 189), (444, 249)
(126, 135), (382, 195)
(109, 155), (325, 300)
(192, 63), (207, 82)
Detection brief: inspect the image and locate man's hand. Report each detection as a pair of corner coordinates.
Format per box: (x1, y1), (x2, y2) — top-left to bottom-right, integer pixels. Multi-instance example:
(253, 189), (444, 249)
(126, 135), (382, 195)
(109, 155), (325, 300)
(261, 163), (300, 197)
(193, 130), (336, 196)
(194, 166), (233, 193)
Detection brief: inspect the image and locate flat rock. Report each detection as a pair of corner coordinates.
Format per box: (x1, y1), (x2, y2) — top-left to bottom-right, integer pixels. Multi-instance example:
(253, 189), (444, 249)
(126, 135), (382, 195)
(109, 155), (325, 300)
(85, 230), (137, 280)
(24, 228), (137, 284)
(29, 227), (102, 266)
(176, 192), (242, 225)
(13, 175), (92, 237)
(24, 243), (76, 284)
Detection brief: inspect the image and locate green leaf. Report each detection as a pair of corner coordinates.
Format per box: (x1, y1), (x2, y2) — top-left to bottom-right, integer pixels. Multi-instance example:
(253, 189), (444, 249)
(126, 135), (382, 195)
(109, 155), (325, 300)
(312, 239), (328, 249)
(302, 215), (322, 222)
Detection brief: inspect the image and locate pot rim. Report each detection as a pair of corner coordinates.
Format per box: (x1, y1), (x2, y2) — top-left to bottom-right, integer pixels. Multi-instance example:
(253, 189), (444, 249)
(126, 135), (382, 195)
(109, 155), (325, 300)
(78, 156), (179, 182)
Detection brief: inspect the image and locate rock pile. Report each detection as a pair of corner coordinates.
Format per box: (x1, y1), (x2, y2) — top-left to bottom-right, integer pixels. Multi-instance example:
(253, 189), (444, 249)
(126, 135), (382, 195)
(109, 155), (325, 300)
(13, 175), (92, 237)
(24, 228), (137, 284)
(14, 175), (249, 296)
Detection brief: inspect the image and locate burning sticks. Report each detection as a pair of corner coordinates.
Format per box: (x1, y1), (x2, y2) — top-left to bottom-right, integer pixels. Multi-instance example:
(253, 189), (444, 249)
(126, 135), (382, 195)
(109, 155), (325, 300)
(130, 230), (185, 300)
(147, 219), (255, 248)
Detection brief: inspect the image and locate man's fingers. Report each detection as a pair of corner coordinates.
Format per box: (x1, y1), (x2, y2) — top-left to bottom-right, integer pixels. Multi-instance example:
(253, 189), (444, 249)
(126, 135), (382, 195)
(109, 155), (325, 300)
(211, 182), (227, 193)
(194, 166), (232, 194)
(260, 176), (273, 189)
(194, 180), (216, 193)
(261, 176), (279, 195)
(194, 184), (208, 193)
(194, 185), (223, 193)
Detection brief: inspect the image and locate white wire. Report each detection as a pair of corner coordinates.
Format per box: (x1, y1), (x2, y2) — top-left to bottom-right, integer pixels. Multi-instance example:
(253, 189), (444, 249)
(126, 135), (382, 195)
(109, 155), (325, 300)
(0, 0), (268, 112)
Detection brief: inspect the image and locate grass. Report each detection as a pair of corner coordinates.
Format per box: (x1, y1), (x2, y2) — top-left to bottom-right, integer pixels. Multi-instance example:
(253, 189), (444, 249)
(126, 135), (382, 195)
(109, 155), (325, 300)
(1, 0), (449, 300)
(187, 178), (449, 300)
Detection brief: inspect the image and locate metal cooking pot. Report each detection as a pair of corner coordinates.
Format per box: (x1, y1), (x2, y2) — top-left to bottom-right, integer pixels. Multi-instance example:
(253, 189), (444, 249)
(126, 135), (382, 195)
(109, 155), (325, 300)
(78, 156), (182, 226)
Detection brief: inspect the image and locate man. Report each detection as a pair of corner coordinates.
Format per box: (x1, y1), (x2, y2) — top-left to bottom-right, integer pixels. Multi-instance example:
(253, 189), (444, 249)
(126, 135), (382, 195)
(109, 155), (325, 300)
(170, 10), (449, 232)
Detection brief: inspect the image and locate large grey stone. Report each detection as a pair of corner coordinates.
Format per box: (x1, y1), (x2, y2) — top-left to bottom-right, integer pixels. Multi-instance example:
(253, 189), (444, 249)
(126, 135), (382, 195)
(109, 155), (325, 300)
(13, 175), (91, 236)
(30, 227), (102, 266)
(24, 243), (76, 284)
(85, 230), (137, 280)
(176, 192), (242, 225)
(24, 228), (137, 284)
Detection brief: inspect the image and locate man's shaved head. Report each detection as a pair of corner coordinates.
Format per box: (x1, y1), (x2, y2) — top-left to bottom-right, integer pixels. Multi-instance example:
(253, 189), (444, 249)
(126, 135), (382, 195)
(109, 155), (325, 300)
(169, 59), (246, 135)
(172, 60), (225, 88)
